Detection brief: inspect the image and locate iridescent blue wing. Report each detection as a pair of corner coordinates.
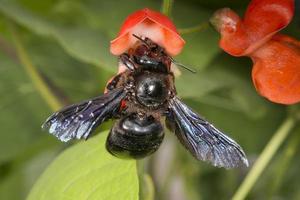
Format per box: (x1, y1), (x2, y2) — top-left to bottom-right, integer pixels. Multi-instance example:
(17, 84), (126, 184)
(42, 88), (126, 142)
(167, 96), (248, 169)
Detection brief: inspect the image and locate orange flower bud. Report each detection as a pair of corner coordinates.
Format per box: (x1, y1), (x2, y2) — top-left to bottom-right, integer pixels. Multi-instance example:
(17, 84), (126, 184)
(211, 0), (299, 104)
(251, 34), (300, 104)
(211, 0), (294, 56)
(110, 8), (185, 56)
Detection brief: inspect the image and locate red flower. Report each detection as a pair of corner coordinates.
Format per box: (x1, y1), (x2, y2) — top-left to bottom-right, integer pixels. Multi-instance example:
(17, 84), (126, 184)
(110, 8), (185, 56)
(211, 0), (300, 104)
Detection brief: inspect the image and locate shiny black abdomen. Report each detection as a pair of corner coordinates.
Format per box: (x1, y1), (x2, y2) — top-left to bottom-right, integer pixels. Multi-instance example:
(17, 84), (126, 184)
(106, 114), (164, 159)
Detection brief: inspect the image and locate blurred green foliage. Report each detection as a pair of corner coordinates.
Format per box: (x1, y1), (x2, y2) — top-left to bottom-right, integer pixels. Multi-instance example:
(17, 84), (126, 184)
(27, 132), (138, 200)
(0, 0), (299, 199)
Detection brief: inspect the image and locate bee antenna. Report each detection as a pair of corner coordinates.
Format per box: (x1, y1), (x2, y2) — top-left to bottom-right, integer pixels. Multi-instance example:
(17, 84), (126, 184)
(170, 57), (197, 73)
(132, 34), (150, 47)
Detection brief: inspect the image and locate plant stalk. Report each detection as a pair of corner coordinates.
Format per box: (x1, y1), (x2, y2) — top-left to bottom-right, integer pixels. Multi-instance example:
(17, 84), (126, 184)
(161, 0), (174, 17)
(178, 22), (209, 34)
(9, 22), (62, 111)
(232, 116), (296, 200)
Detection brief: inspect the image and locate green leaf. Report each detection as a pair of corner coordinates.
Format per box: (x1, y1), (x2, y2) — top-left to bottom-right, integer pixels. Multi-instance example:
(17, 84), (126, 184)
(0, 0), (116, 71)
(27, 131), (139, 200)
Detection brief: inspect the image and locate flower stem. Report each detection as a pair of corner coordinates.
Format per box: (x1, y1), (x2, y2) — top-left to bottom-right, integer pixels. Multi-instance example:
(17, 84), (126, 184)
(268, 128), (300, 197)
(161, 0), (174, 17)
(232, 116), (297, 200)
(178, 22), (209, 34)
(142, 174), (155, 200)
(9, 22), (62, 111)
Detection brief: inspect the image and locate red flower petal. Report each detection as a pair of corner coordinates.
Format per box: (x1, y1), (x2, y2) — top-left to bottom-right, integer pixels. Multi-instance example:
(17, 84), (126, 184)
(211, 0), (294, 56)
(251, 34), (300, 104)
(110, 8), (185, 56)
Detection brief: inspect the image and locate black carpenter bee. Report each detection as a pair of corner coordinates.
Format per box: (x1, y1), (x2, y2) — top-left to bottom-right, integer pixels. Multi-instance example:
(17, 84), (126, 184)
(43, 35), (248, 169)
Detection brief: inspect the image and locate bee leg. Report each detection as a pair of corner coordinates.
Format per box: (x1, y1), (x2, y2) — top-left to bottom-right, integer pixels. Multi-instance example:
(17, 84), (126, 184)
(119, 53), (136, 71)
(106, 73), (123, 92)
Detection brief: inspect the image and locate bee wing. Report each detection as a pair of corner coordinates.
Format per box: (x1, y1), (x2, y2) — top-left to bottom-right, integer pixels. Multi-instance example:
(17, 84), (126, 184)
(42, 88), (126, 142)
(167, 96), (248, 169)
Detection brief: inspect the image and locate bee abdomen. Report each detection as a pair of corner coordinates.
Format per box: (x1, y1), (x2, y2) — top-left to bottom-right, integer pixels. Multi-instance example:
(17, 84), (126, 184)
(106, 114), (164, 159)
